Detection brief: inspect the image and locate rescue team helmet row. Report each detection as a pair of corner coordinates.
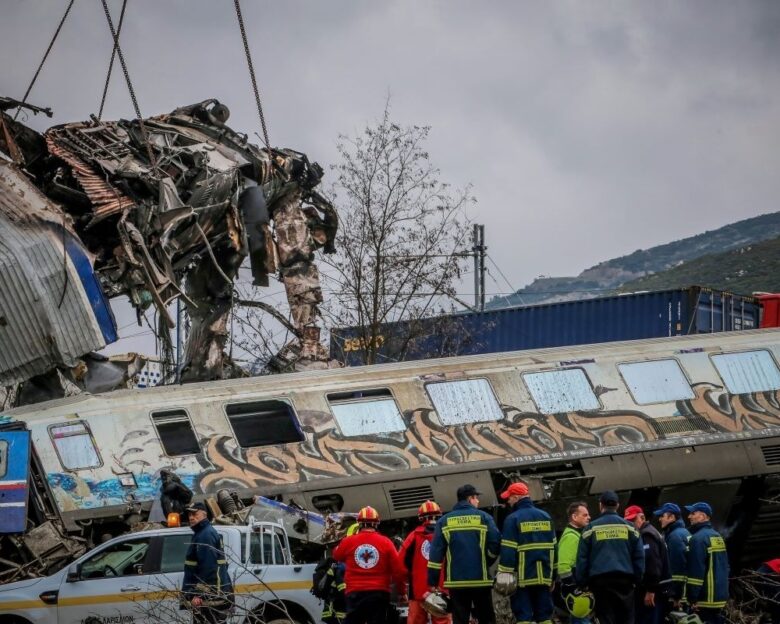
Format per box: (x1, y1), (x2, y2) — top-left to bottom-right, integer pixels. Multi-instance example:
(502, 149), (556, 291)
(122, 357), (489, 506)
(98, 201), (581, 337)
(417, 500), (442, 520)
(357, 506), (380, 525)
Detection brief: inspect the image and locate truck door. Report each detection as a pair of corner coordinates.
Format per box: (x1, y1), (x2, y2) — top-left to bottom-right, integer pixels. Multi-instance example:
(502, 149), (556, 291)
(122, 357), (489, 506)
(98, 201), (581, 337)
(57, 535), (154, 624)
(0, 429), (30, 533)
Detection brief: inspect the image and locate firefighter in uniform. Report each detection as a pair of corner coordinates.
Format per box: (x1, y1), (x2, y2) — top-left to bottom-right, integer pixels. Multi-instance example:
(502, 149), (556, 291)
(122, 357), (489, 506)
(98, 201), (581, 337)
(399, 501), (451, 624)
(182, 502), (234, 624)
(333, 506), (407, 624)
(497, 482), (556, 624)
(684, 502), (729, 624)
(427, 484), (501, 624)
(575, 491), (645, 624)
(653, 502), (690, 613)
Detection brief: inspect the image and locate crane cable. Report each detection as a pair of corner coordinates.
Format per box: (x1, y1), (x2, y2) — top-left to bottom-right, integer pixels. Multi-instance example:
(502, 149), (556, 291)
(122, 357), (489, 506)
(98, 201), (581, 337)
(97, 0), (128, 121)
(233, 0), (271, 151)
(13, 0), (76, 121)
(98, 0), (158, 171)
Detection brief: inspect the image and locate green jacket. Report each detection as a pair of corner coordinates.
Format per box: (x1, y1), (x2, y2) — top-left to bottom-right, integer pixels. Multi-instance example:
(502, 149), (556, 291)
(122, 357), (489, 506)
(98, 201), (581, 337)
(556, 525), (582, 579)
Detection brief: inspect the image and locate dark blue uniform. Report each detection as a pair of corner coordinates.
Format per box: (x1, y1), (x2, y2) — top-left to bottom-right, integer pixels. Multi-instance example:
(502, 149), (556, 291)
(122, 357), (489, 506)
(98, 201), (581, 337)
(498, 497), (555, 624)
(428, 500), (500, 624)
(663, 519), (691, 602)
(183, 519), (233, 624)
(686, 521), (729, 623)
(576, 510), (644, 624)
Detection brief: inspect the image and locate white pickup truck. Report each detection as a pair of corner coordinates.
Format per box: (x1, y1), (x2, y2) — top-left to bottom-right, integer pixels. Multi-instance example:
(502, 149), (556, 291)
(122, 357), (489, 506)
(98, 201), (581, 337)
(0, 521), (321, 624)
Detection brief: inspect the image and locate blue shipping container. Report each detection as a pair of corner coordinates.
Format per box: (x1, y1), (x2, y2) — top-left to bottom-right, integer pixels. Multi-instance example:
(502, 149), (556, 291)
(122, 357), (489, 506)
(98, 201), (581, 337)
(330, 286), (760, 366)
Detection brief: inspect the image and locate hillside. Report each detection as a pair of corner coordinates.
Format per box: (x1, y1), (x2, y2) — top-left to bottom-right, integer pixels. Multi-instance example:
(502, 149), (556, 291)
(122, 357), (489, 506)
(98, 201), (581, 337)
(489, 211), (780, 308)
(618, 236), (780, 295)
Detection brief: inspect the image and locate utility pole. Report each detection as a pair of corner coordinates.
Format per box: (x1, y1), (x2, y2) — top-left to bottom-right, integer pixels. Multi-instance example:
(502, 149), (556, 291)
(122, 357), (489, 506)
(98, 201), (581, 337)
(472, 224), (486, 311)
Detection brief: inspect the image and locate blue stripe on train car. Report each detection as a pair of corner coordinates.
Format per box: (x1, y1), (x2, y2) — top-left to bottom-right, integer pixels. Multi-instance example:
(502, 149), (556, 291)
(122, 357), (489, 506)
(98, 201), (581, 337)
(0, 430), (31, 533)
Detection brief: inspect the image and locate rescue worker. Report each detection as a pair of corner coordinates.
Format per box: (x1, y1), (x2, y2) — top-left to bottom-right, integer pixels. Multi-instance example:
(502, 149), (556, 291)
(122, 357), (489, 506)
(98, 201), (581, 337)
(754, 558), (780, 624)
(575, 490), (644, 624)
(624, 505), (670, 624)
(684, 502), (729, 624)
(497, 482), (556, 624)
(332, 506), (407, 624)
(314, 519), (355, 624)
(653, 502), (691, 612)
(182, 502), (234, 624)
(399, 501), (450, 624)
(555, 501), (591, 624)
(427, 484), (501, 624)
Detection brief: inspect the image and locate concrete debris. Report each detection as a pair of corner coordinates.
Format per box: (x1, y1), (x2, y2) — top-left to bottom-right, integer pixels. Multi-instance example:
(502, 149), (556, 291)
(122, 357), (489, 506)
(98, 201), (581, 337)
(0, 98), (340, 393)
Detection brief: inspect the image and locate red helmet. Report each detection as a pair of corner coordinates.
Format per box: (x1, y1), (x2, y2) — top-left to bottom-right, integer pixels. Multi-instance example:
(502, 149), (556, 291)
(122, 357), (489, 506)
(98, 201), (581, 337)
(418, 500), (442, 520)
(357, 506), (380, 524)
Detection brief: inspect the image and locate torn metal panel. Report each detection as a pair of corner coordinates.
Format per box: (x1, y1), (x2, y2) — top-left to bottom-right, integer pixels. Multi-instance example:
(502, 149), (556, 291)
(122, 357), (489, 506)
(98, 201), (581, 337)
(0, 162), (117, 386)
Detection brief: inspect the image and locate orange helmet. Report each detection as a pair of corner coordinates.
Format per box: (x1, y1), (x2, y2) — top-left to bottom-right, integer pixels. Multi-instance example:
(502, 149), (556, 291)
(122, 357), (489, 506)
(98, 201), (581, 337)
(357, 506), (380, 524)
(418, 500), (442, 520)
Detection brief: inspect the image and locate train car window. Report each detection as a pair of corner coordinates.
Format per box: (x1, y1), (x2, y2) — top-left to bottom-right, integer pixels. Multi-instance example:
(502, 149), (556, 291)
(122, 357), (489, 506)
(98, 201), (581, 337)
(425, 378), (503, 425)
(711, 350), (780, 394)
(225, 400), (304, 448)
(523, 368), (600, 414)
(151, 410), (200, 456)
(618, 359), (695, 405)
(0, 440), (7, 478)
(49, 421), (102, 469)
(327, 390), (405, 436)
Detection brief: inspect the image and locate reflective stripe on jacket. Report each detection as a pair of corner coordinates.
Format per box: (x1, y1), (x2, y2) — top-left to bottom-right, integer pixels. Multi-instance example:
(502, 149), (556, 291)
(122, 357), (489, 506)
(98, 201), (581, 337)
(427, 501), (501, 589)
(498, 497), (556, 587)
(663, 519), (691, 600)
(182, 519), (233, 601)
(575, 510), (644, 585)
(685, 521), (729, 609)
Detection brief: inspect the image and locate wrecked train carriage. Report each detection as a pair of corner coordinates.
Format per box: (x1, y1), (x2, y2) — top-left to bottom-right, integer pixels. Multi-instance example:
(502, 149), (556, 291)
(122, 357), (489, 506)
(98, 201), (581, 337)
(3, 329), (780, 569)
(1, 99), (338, 387)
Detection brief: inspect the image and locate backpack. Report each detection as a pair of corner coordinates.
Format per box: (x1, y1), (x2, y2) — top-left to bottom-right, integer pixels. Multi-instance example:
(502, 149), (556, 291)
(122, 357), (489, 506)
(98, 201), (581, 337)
(311, 556), (335, 600)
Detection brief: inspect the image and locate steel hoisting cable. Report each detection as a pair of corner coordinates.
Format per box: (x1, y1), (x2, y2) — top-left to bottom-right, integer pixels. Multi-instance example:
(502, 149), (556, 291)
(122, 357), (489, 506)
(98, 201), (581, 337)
(233, 0), (271, 150)
(13, 0), (76, 121)
(97, 0), (128, 121)
(98, 0), (158, 171)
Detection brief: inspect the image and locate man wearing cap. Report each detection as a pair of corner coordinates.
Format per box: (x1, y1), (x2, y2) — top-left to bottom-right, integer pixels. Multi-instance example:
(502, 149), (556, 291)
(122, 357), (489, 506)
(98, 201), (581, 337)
(182, 502), (233, 624)
(575, 491), (644, 624)
(497, 482), (556, 624)
(555, 502), (591, 623)
(427, 484), (501, 624)
(684, 502), (729, 624)
(653, 502), (691, 612)
(624, 505), (670, 624)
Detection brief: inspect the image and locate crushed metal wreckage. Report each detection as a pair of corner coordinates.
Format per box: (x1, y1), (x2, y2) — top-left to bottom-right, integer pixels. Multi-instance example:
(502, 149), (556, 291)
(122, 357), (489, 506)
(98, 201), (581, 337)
(0, 97), (339, 401)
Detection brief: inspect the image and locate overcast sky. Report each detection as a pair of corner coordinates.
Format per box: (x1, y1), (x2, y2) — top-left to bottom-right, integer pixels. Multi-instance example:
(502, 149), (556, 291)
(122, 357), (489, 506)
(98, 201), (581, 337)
(2, 1), (779, 359)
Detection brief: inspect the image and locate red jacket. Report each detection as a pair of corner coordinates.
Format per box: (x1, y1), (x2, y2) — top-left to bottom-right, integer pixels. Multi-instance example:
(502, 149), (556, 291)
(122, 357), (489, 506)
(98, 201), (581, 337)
(333, 528), (406, 595)
(399, 523), (445, 600)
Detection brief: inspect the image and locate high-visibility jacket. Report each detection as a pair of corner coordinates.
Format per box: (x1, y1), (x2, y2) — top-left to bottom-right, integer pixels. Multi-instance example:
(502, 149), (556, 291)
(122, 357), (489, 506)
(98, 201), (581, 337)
(663, 519), (691, 600)
(556, 525), (582, 579)
(400, 523), (445, 599)
(497, 497), (556, 587)
(685, 521), (729, 609)
(427, 501), (501, 589)
(575, 511), (644, 585)
(332, 528), (406, 595)
(182, 519), (233, 603)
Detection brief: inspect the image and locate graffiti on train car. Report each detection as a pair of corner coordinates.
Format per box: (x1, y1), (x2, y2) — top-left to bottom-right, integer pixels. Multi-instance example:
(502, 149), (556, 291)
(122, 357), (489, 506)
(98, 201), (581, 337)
(39, 384), (780, 509)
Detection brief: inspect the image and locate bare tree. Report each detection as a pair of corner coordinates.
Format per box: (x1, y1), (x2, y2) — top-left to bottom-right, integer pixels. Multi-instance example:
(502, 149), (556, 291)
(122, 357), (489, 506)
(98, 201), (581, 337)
(322, 104), (474, 365)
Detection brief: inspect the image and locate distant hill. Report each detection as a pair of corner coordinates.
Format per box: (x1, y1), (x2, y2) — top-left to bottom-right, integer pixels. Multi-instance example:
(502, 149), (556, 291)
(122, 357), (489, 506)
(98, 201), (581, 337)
(489, 211), (780, 308)
(618, 236), (780, 295)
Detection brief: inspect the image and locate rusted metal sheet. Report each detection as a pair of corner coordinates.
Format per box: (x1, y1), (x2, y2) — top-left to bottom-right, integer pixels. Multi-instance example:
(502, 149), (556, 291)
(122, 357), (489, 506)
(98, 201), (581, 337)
(0, 162), (117, 386)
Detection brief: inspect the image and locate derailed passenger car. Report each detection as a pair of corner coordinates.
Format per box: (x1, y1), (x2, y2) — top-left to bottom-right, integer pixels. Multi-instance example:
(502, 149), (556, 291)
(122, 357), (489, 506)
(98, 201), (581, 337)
(2, 329), (780, 569)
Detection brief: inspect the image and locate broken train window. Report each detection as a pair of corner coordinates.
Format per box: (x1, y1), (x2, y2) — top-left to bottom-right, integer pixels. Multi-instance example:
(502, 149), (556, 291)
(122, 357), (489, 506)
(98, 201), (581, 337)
(151, 410), (200, 456)
(523, 368), (601, 414)
(326, 388), (406, 436)
(711, 350), (780, 395)
(425, 378), (504, 425)
(224, 400), (304, 448)
(49, 421), (102, 470)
